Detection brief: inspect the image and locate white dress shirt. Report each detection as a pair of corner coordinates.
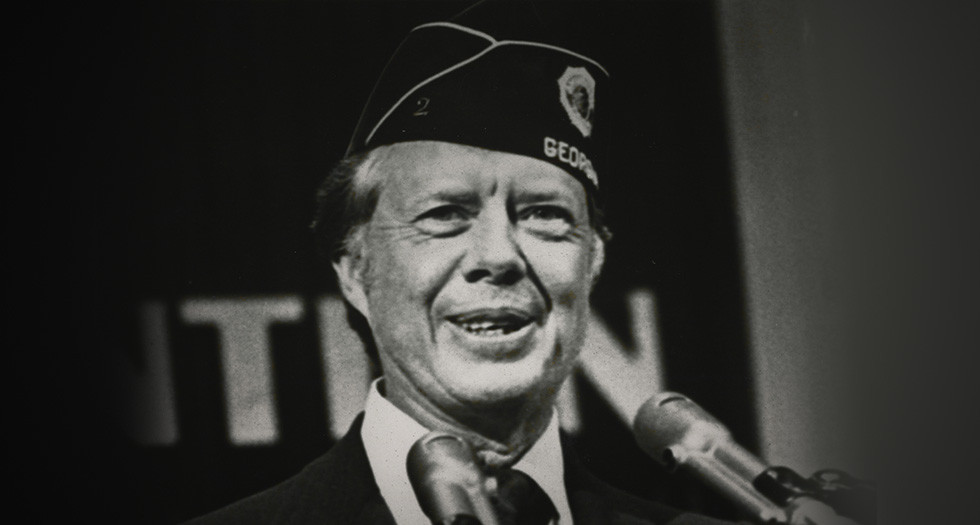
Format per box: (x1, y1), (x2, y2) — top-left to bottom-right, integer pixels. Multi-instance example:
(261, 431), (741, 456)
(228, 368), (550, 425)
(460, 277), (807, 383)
(361, 379), (575, 525)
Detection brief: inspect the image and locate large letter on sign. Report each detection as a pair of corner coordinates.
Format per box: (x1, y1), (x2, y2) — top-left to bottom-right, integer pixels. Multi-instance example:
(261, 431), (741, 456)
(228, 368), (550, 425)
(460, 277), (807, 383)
(578, 289), (665, 424)
(181, 297), (304, 445)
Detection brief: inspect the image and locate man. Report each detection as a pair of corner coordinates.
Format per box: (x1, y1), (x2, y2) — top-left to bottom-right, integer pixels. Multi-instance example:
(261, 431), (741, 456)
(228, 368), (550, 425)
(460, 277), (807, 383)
(189, 2), (733, 523)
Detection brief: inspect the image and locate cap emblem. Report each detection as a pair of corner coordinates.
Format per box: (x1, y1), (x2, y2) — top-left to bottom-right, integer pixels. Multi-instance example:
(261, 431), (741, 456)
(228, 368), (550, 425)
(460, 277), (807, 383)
(557, 66), (595, 137)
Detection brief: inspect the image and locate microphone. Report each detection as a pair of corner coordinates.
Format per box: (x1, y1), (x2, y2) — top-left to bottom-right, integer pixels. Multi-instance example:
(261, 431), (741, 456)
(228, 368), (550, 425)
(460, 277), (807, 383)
(407, 431), (500, 525)
(633, 392), (860, 524)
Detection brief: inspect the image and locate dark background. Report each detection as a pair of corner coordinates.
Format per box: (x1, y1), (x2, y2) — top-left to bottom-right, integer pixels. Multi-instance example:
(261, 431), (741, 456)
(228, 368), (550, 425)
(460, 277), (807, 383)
(28, 0), (976, 523)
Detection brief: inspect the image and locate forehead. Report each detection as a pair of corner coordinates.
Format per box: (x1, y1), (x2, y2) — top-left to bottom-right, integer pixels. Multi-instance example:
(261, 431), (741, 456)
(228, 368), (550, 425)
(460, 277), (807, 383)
(368, 141), (587, 206)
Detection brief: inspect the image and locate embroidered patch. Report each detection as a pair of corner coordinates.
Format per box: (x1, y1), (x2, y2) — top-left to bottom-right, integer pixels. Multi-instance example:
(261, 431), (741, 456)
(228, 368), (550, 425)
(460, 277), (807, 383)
(557, 66), (595, 138)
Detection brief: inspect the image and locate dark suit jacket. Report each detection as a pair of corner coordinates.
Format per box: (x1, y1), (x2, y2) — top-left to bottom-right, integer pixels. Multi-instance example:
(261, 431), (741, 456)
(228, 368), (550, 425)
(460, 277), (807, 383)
(186, 414), (735, 524)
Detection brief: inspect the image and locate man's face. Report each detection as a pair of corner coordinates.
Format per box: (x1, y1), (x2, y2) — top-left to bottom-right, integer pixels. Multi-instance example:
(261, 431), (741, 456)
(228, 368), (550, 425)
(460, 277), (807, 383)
(338, 141), (603, 416)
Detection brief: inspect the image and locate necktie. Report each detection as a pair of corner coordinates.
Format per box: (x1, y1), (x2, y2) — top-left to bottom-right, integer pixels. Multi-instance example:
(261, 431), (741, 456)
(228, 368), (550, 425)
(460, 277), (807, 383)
(490, 468), (559, 525)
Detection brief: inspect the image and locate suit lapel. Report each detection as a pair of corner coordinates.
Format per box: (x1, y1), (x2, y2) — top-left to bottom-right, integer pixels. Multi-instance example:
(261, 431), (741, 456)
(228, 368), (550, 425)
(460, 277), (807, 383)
(276, 414), (396, 524)
(562, 433), (678, 525)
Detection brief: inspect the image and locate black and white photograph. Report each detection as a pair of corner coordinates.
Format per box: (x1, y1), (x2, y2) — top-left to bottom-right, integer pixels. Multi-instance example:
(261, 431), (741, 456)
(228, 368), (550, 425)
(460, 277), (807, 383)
(22, 0), (980, 523)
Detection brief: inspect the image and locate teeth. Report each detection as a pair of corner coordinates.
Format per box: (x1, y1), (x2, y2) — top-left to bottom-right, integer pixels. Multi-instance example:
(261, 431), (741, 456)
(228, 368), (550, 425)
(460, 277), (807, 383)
(454, 319), (527, 335)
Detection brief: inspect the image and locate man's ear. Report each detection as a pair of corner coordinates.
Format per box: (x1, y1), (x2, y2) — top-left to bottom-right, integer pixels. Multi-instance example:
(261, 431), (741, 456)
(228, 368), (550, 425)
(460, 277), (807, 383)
(590, 236), (606, 287)
(333, 252), (370, 320)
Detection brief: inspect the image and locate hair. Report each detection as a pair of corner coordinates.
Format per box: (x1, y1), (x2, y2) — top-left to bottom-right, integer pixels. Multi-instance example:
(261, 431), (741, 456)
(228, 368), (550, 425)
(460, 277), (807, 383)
(311, 150), (382, 263)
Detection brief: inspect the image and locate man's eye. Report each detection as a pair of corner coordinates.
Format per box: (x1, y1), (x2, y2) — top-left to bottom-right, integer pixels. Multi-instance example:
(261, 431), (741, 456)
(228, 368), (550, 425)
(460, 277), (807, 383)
(414, 205), (469, 234)
(522, 206), (572, 222)
(519, 206), (575, 236)
(418, 206), (467, 222)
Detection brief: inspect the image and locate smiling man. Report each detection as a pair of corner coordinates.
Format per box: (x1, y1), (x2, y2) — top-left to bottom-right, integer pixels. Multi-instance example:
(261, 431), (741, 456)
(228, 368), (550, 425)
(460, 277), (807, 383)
(188, 2), (732, 524)
(327, 139), (605, 524)
(340, 141), (599, 445)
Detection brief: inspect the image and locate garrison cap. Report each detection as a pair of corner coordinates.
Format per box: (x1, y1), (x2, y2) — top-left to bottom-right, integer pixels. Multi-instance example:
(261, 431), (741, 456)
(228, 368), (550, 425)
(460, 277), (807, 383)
(346, 0), (609, 194)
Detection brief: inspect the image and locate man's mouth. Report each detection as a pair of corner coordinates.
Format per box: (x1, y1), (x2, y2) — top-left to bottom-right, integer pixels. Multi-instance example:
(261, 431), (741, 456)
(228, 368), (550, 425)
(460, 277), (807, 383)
(445, 309), (537, 337)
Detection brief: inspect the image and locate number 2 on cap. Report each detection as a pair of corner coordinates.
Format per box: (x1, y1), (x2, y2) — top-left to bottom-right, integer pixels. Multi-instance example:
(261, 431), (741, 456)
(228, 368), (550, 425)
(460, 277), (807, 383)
(413, 97), (430, 116)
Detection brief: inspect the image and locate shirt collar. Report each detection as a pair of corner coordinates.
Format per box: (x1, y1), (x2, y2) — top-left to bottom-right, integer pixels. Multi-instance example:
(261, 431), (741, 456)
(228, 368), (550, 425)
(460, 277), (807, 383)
(360, 378), (574, 525)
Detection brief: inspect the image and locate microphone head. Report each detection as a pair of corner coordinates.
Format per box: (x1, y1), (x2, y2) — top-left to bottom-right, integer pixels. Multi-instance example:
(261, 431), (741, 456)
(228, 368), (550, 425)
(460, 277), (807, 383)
(632, 392), (731, 470)
(633, 393), (787, 523)
(407, 431), (484, 522)
(408, 432), (483, 484)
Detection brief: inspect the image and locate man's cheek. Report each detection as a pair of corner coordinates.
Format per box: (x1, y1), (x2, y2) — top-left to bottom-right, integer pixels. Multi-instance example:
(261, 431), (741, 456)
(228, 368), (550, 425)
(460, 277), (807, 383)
(405, 243), (465, 282)
(526, 251), (592, 298)
(554, 269), (595, 310)
(524, 240), (589, 269)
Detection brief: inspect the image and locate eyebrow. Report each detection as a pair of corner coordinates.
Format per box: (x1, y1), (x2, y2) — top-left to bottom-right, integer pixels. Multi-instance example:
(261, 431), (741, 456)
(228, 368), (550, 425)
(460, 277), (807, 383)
(513, 190), (574, 202)
(413, 189), (482, 207)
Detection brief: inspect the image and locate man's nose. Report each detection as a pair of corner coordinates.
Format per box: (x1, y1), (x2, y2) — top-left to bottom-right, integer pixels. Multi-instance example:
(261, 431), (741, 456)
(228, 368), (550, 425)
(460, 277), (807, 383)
(461, 209), (527, 285)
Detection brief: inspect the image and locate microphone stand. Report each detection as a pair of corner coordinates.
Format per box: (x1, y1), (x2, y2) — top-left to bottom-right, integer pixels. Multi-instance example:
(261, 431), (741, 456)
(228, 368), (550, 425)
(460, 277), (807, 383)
(753, 466), (876, 525)
(634, 392), (875, 525)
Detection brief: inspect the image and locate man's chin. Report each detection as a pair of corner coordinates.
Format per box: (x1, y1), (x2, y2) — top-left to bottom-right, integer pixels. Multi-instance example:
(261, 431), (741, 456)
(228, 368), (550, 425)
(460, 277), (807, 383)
(434, 359), (560, 408)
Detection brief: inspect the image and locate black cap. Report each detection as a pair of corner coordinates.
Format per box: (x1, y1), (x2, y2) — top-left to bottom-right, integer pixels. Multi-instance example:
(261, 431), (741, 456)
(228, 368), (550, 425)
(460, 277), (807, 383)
(346, 1), (609, 194)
